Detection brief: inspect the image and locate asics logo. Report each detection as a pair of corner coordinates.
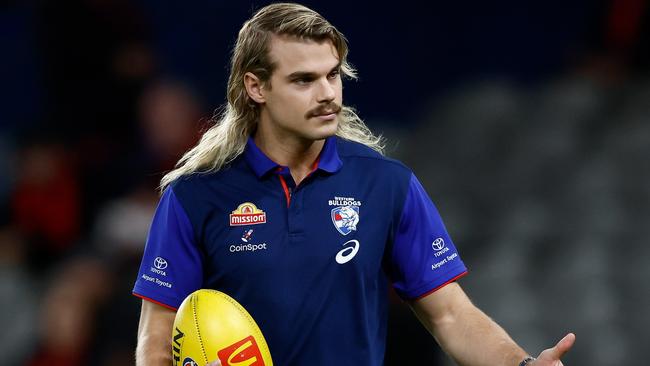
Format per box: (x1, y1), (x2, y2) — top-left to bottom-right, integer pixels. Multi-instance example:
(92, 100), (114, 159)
(336, 240), (360, 264)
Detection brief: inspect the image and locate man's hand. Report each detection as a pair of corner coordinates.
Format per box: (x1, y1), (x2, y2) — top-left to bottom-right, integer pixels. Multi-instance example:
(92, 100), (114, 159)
(206, 360), (222, 366)
(531, 333), (576, 366)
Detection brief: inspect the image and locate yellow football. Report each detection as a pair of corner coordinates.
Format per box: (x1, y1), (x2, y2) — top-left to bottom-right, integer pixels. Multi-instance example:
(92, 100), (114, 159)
(171, 289), (273, 366)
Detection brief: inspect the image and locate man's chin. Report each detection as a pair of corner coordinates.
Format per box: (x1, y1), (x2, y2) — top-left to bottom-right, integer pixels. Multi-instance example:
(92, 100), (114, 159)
(294, 118), (338, 141)
(313, 122), (338, 140)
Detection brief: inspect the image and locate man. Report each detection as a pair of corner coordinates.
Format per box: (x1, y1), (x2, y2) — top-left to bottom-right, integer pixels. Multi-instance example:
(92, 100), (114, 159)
(133, 3), (575, 365)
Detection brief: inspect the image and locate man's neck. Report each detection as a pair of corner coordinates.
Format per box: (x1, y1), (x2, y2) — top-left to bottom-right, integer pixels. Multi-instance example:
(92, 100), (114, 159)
(253, 129), (325, 186)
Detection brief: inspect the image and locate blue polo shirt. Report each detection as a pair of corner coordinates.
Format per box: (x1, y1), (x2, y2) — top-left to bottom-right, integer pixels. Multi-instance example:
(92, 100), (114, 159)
(133, 136), (467, 365)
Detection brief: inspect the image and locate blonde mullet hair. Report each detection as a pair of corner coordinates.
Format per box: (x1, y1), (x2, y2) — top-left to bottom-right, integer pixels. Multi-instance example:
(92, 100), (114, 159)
(160, 3), (384, 191)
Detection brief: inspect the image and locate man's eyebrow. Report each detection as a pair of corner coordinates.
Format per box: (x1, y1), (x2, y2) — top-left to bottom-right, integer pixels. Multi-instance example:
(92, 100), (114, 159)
(287, 71), (317, 80)
(286, 63), (342, 80)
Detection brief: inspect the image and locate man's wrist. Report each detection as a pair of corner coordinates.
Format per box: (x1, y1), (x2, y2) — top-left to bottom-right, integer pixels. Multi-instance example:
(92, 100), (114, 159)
(519, 356), (536, 366)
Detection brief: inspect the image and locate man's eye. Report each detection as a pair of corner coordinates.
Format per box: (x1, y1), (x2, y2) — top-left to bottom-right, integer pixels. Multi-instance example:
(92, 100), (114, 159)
(328, 70), (340, 79)
(294, 78), (311, 84)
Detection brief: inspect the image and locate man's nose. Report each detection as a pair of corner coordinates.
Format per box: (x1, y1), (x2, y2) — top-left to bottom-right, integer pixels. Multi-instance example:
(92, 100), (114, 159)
(316, 77), (336, 103)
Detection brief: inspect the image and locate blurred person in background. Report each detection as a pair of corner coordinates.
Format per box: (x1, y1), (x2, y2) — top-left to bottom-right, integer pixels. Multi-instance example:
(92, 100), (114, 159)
(11, 139), (81, 275)
(90, 78), (201, 265)
(137, 80), (203, 174)
(82, 79), (202, 365)
(25, 257), (111, 366)
(133, 3), (574, 366)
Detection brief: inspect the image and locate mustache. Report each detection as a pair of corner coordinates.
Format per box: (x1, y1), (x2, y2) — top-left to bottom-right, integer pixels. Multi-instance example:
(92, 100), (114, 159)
(305, 102), (342, 119)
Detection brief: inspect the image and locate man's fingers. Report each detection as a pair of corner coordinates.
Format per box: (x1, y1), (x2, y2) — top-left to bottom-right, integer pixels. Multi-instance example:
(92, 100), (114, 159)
(206, 360), (222, 366)
(548, 333), (576, 359)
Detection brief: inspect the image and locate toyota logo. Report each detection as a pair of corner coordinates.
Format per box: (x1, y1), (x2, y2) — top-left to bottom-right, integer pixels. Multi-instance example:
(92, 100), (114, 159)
(154, 257), (168, 270)
(431, 238), (445, 251)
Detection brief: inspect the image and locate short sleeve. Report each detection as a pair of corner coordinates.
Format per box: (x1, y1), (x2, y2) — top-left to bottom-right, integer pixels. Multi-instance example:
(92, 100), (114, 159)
(388, 173), (468, 300)
(132, 187), (203, 309)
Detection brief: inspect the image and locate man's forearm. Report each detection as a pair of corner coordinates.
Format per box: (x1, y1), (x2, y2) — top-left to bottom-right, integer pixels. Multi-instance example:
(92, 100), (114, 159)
(433, 303), (528, 366)
(136, 333), (173, 366)
(136, 300), (176, 366)
(411, 283), (529, 366)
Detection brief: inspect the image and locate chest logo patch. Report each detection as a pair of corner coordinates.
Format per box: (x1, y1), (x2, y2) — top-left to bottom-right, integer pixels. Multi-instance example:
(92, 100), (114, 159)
(329, 196), (361, 235)
(230, 202), (267, 226)
(331, 206), (360, 235)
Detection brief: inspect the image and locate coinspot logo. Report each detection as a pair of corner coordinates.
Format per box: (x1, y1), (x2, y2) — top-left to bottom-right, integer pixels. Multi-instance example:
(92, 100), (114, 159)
(154, 257), (168, 270)
(431, 238), (445, 251)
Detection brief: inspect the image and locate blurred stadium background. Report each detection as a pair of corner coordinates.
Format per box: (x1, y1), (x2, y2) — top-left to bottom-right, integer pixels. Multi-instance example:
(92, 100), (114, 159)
(1, 1), (649, 365)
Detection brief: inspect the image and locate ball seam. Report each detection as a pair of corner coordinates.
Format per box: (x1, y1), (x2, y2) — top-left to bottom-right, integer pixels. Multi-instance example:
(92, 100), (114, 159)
(192, 293), (209, 365)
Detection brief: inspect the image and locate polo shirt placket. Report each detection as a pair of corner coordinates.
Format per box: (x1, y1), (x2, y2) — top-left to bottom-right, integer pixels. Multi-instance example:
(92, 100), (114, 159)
(247, 137), (342, 244)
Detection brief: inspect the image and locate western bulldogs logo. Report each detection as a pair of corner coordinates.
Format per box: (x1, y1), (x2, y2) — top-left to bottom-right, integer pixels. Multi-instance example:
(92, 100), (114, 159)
(331, 206), (359, 235)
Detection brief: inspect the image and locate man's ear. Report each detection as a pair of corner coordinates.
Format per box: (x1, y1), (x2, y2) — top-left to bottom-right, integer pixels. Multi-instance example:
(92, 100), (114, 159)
(244, 72), (266, 104)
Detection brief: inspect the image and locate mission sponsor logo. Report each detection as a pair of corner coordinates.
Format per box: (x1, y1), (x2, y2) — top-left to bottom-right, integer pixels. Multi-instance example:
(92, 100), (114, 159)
(217, 335), (266, 366)
(230, 202), (267, 226)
